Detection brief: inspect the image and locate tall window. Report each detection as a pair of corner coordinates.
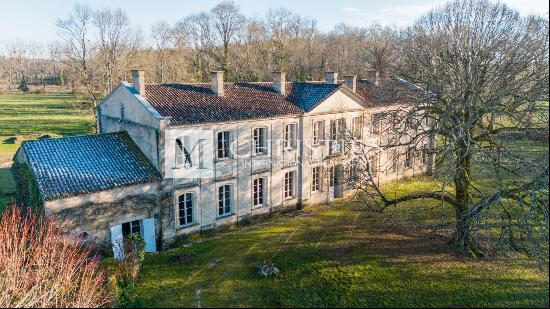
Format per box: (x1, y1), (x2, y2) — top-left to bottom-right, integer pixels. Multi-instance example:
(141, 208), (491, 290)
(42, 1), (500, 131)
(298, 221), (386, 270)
(178, 193), (194, 226)
(217, 131), (230, 159)
(352, 116), (363, 139)
(369, 153), (379, 177)
(312, 166), (321, 192)
(421, 144), (430, 165)
(329, 166), (335, 187)
(284, 171), (295, 198)
(218, 185), (232, 216)
(120, 103), (125, 120)
(330, 119), (345, 140)
(313, 121), (325, 144)
(389, 148), (398, 173)
(371, 113), (382, 134)
(284, 123), (297, 148)
(253, 177), (266, 206)
(404, 148), (414, 168)
(253, 128), (267, 154)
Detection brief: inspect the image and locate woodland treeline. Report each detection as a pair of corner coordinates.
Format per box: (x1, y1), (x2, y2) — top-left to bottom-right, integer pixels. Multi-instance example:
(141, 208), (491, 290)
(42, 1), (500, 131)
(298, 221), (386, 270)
(0, 1), (397, 102)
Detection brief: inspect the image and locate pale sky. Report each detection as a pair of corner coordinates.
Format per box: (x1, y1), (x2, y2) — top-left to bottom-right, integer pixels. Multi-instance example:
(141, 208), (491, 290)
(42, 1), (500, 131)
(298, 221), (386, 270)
(0, 0), (548, 44)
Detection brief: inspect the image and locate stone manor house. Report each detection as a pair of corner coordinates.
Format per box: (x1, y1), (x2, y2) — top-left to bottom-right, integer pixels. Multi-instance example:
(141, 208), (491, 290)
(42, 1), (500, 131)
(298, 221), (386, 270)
(13, 69), (433, 258)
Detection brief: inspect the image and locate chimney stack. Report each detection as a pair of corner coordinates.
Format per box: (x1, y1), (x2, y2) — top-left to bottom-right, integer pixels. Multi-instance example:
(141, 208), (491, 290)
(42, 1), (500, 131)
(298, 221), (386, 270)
(272, 71), (286, 95)
(344, 75), (357, 93)
(131, 69), (145, 97)
(366, 69), (379, 86)
(211, 70), (224, 97)
(325, 71), (338, 84)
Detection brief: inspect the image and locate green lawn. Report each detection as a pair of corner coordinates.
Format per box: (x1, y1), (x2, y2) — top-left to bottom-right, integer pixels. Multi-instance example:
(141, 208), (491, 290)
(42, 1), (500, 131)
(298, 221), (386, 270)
(132, 179), (549, 308)
(0, 92), (95, 210)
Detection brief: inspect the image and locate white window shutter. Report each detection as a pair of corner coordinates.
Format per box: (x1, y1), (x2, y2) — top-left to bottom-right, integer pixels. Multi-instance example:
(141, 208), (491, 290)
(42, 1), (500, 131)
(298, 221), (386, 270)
(110, 225), (124, 260)
(142, 218), (157, 253)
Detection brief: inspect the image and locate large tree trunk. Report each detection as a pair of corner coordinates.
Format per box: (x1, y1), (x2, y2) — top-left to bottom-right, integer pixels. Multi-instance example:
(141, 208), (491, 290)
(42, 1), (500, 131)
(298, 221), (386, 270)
(449, 148), (482, 257)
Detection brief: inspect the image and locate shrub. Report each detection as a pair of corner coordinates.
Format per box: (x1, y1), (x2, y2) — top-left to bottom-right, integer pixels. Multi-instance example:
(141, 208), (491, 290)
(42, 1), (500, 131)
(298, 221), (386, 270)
(18, 77), (29, 92)
(112, 234), (146, 307)
(0, 204), (112, 307)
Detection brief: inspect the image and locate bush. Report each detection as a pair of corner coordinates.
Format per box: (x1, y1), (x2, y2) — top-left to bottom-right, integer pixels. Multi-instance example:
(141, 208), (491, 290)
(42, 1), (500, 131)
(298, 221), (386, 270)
(18, 77), (29, 92)
(0, 205), (112, 307)
(112, 233), (146, 307)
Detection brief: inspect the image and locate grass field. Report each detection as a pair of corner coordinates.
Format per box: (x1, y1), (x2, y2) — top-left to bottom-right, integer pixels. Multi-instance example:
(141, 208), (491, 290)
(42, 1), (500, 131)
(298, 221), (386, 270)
(131, 179), (549, 307)
(0, 92), (94, 209)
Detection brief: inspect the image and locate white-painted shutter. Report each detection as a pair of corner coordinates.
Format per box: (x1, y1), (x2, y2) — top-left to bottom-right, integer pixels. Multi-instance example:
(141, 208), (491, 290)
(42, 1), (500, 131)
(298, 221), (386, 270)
(142, 218), (157, 253)
(110, 225), (124, 260)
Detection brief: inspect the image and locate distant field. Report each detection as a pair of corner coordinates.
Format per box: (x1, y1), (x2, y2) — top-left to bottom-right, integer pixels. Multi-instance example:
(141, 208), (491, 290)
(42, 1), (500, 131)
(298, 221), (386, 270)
(0, 92), (95, 210)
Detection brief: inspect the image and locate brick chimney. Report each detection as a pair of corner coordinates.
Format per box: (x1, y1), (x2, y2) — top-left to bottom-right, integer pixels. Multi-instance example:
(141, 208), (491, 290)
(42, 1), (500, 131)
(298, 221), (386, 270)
(366, 69), (379, 86)
(272, 71), (286, 95)
(344, 75), (357, 92)
(325, 71), (338, 84)
(131, 69), (145, 97)
(211, 70), (224, 97)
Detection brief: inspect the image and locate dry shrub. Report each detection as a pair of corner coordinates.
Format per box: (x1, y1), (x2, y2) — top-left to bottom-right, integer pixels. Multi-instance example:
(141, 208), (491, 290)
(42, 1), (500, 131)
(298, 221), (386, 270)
(0, 205), (112, 308)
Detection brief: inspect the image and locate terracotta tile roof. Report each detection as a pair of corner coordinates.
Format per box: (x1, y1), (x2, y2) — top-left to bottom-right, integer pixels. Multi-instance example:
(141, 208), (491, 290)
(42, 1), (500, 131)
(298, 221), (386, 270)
(355, 78), (426, 107)
(145, 83), (303, 125)
(141, 78), (416, 125)
(18, 132), (160, 201)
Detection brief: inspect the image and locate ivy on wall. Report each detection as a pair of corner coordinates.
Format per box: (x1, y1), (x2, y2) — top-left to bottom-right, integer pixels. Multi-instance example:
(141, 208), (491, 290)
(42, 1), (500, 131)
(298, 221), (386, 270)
(12, 162), (43, 214)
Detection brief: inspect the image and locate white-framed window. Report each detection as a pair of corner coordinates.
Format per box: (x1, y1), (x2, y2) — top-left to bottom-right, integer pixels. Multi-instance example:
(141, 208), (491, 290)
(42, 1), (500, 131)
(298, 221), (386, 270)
(217, 131), (231, 159)
(404, 147), (414, 168)
(352, 116), (363, 139)
(253, 177), (266, 206)
(178, 192), (194, 226)
(371, 113), (383, 134)
(312, 166), (321, 192)
(253, 127), (268, 155)
(330, 119), (345, 141)
(218, 184), (232, 216)
(284, 123), (297, 148)
(284, 171), (295, 198)
(313, 120), (325, 144)
(329, 165), (335, 187)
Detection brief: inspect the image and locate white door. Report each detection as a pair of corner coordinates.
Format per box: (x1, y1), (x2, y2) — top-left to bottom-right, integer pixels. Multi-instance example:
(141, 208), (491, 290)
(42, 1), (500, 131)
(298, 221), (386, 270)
(142, 218), (157, 253)
(110, 225), (124, 260)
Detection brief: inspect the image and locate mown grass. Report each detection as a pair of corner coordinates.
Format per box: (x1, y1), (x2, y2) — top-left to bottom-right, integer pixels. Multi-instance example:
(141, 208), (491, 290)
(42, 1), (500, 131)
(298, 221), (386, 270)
(132, 189), (548, 308)
(0, 92), (95, 210)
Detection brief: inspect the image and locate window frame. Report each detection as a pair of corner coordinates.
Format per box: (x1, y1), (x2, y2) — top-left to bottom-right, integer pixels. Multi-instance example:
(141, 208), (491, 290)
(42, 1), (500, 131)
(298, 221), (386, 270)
(253, 127), (268, 155)
(313, 120), (325, 145)
(218, 184), (232, 217)
(371, 113), (382, 135)
(284, 171), (295, 199)
(312, 166), (321, 192)
(177, 192), (194, 227)
(352, 116), (363, 139)
(404, 147), (414, 169)
(253, 177), (267, 207)
(284, 123), (297, 149)
(217, 131), (231, 159)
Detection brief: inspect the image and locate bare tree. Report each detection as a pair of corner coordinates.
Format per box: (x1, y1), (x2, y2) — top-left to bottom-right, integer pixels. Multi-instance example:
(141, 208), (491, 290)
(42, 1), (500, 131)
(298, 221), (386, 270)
(93, 7), (140, 94)
(55, 3), (98, 104)
(150, 21), (174, 83)
(211, 1), (246, 74)
(348, 0), (549, 258)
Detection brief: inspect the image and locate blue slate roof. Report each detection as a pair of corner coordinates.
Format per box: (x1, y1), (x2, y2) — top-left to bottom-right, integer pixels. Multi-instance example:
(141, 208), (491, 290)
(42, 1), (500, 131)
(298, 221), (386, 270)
(287, 83), (342, 112)
(19, 132), (161, 201)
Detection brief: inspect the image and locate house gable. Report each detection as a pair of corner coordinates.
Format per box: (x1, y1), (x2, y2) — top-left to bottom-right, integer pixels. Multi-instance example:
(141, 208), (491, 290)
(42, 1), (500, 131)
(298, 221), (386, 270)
(306, 88), (366, 115)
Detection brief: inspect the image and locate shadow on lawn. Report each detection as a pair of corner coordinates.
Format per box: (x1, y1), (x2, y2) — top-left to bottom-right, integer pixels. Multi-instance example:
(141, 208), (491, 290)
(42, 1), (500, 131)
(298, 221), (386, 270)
(134, 203), (549, 308)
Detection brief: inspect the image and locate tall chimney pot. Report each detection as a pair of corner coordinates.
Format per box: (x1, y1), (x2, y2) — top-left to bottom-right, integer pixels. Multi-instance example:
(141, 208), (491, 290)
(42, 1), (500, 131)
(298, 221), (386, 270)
(211, 70), (224, 97)
(325, 71), (338, 84)
(344, 75), (357, 93)
(131, 69), (145, 97)
(272, 71), (286, 95)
